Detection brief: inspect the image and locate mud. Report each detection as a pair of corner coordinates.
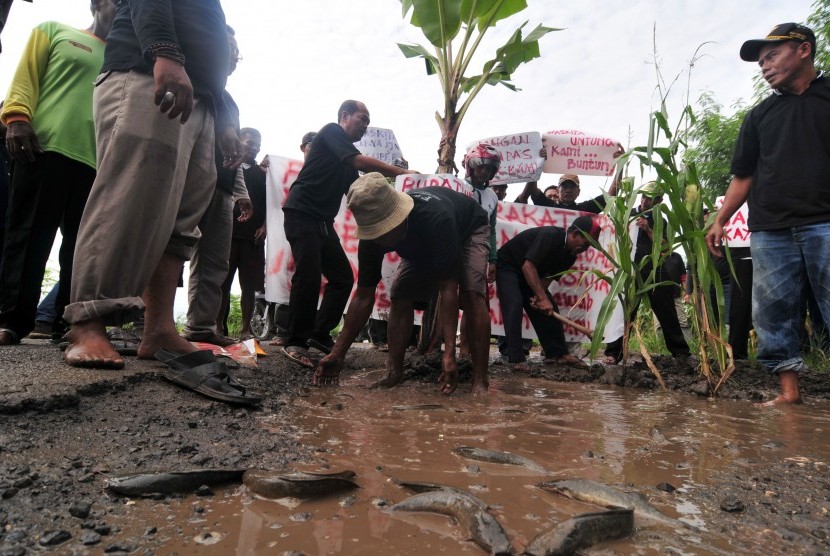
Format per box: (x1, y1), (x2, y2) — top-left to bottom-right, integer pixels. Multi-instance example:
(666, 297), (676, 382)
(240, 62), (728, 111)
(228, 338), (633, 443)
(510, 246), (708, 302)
(0, 340), (829, 554)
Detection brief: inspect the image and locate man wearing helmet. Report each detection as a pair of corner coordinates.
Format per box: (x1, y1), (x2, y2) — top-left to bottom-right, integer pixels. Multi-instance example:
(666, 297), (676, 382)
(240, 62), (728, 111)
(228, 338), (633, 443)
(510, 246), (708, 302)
(463, 144), (501, 282)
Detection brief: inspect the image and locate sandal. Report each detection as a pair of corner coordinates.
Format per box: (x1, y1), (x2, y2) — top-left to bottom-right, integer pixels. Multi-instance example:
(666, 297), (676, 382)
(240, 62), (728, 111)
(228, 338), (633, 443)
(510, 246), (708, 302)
(279, 345), (315, 369)
(156, 349), (261, 405)
(308, 336), (334, 355)
(107, 327), (141, 356)
(0, 328), (20, 346)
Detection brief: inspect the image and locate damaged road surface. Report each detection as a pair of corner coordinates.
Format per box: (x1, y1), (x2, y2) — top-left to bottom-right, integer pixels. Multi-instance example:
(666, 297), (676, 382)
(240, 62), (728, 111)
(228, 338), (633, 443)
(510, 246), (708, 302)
(1, 340), (830, 554)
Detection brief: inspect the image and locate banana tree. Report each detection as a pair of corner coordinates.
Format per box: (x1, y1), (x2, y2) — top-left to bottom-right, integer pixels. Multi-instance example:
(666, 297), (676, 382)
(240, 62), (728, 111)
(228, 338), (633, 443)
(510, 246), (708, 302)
(398, 0), (557, 172)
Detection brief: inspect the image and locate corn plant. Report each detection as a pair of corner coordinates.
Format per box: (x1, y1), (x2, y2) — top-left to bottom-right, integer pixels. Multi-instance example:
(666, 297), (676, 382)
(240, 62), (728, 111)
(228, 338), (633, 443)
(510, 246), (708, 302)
(585, 38), (736, 395)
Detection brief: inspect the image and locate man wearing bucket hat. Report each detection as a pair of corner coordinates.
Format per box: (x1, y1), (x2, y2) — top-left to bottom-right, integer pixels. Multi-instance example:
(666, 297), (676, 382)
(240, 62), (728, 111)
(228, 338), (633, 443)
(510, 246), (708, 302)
(706, 22), (830, 405)
(314, 173), (491, 395)
(496, 215), (601, 372)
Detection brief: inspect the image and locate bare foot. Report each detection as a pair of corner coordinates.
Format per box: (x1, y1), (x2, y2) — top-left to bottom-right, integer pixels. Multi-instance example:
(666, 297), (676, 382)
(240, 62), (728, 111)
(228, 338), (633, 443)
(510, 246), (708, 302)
(471, 379), (489, 395)
(758, 371), (803, 406)
(64, 321), (124, 370)
(369, 372), (403, 389)
(758, 393), (803, 406)
(138, 329), (198, 359)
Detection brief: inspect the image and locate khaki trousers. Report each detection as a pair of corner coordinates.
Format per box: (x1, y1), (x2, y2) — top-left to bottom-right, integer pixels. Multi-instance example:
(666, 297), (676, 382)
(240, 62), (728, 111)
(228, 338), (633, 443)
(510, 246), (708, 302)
(64, 71), (216, 326)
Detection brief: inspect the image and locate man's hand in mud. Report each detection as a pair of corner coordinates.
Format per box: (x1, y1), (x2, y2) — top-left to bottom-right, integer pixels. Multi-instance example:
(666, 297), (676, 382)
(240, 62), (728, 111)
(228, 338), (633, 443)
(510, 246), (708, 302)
(438, 353), (459, 395)
(313, 354), (343, 386)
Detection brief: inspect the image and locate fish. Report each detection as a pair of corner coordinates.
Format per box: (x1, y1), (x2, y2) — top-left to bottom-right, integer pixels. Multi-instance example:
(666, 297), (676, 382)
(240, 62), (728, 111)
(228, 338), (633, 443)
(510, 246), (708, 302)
(538, 479), (696, 530)
(106, 469), (245, 497)
(392, 404), (448, 411)
(524, 508), (634, 556)
(389, 490), (512, 555)
(453, 446), (548, 474)
(392, 479), (488, 509)
(243, 469), (358, 499)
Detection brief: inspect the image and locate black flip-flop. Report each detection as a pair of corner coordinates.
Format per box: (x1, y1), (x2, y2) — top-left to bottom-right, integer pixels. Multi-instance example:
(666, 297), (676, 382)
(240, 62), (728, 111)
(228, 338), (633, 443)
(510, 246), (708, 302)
(308, 337), (333, 355)
(156, 349), (261, 405)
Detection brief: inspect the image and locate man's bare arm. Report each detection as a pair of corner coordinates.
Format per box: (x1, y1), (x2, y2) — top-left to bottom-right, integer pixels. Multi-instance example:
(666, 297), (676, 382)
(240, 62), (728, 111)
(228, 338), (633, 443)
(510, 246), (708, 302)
(705, 175), (752, 256)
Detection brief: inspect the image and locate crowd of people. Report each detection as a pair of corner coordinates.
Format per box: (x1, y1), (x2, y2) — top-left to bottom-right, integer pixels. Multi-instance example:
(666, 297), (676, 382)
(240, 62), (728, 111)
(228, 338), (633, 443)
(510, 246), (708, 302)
(0, 2), (826, 407)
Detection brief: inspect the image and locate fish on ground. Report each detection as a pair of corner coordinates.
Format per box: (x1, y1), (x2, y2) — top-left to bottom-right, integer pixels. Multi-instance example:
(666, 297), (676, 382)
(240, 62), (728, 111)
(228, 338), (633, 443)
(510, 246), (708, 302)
(106, 469), (245, 497)
(524, 507), (634, 556)
(392, 479), (489, 509)
(243, 469), (358, 499)
(453, 446), (548, 474)
(389, 489), (512, 555)
(538, 479), (696, 530)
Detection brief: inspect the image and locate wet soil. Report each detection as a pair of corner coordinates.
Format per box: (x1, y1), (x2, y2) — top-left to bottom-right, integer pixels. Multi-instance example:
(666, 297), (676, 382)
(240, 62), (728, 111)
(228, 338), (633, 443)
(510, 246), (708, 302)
(1, 341), (829, 554)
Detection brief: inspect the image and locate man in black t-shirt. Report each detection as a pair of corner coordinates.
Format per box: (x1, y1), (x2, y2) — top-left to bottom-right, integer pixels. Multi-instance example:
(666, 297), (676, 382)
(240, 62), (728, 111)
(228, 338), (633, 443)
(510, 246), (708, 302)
(314, 175), (491, 395)
(279, 100), (415, 368)
(707, 23), (830, 406)
(219, 127), (267, 340)
(496, 216), (600, 371)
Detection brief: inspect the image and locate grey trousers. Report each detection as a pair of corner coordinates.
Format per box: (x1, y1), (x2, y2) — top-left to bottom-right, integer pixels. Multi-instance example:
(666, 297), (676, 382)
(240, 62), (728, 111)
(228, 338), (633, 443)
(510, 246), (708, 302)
(183, 187), (233, 338)
(64, 71), (216, 326)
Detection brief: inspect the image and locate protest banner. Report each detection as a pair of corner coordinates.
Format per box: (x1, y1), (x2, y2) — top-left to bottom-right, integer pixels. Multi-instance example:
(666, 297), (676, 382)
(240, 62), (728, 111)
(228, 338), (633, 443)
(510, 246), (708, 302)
(465, 131), (544, 185)
(354, 127), (404, 166)
(542, 130), (620, 176)
(714, 196), (750, 248)
(265, 157), (624, 343)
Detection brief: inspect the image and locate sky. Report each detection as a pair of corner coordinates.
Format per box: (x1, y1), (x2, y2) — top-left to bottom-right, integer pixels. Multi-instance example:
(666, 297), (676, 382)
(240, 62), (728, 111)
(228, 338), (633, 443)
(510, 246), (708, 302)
(0, 0), (815, 315)
(0, 0), (814, 201)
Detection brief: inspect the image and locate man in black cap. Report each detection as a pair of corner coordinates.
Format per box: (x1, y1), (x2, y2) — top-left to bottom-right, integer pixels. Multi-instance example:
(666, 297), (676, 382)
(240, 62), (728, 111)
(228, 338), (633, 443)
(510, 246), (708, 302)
(496, 216), (600, 372)
(707, 22), (830, 406)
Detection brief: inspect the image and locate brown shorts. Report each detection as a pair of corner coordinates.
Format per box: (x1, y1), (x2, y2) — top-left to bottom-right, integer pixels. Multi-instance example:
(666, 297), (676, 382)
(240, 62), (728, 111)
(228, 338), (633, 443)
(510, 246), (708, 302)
(390, 224), (489, 303)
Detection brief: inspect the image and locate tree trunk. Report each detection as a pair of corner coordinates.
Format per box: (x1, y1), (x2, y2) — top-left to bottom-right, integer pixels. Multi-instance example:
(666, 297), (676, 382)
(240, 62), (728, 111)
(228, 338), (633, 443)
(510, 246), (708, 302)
(436, 112), (460, 174)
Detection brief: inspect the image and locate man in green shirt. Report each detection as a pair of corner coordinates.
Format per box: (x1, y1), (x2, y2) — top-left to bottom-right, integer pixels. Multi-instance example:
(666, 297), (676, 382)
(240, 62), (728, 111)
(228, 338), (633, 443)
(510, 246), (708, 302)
(0, 0), (116, 345)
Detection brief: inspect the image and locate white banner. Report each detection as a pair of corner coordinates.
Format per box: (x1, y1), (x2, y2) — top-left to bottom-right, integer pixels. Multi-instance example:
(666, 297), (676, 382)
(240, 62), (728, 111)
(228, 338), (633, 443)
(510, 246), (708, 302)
(714, 196), (750, 248)
(543, 130), (620, 176)
(354, 127), (404, 165)
(265, 157), (624, 342)
(466, 131), (544, 185)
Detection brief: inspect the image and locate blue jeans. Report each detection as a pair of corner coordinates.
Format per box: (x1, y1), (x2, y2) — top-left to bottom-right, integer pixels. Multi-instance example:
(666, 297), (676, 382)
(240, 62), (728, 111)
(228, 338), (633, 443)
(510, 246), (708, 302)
(751, 222), (830, 373)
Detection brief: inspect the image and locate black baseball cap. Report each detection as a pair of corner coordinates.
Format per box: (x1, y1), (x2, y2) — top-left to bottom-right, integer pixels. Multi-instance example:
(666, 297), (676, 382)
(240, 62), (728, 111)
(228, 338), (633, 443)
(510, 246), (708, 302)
(740, 22), (816, 62)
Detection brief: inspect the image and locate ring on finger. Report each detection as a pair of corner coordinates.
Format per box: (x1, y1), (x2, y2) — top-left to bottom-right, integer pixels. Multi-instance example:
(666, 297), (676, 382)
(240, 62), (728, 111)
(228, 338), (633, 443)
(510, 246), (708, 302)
(162, 91), (175, 104)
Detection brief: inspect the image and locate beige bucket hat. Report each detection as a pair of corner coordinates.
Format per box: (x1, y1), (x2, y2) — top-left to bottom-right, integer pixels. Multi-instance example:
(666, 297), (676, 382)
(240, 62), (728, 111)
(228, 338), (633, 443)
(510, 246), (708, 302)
(347, 172), (414, 240)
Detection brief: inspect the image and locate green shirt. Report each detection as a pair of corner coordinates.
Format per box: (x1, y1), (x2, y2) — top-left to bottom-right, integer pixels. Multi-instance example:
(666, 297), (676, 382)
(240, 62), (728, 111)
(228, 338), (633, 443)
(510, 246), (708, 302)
(1, 21), (104, 169)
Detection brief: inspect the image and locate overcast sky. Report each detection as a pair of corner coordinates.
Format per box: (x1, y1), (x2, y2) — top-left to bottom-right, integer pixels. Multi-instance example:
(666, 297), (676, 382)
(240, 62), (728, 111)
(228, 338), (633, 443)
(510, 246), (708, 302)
(0, 0), (814, 200)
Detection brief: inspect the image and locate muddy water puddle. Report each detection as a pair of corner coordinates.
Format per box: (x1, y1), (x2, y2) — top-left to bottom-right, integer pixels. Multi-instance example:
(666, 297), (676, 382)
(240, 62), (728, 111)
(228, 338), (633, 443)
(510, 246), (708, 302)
(130, 370), (830, 554)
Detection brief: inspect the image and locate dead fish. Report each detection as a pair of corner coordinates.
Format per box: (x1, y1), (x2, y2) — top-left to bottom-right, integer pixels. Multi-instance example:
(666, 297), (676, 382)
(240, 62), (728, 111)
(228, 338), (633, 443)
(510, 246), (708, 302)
(392, 479), (488, 509)
(243, 469), (358, 499)
(453, 446), (547, 474)
(524, 508), (634, 556)
(389, 490), (512, 555)
(106, 469), (245, 497)
(392, 404), (448, 411)
(538, 479), (695, 530)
